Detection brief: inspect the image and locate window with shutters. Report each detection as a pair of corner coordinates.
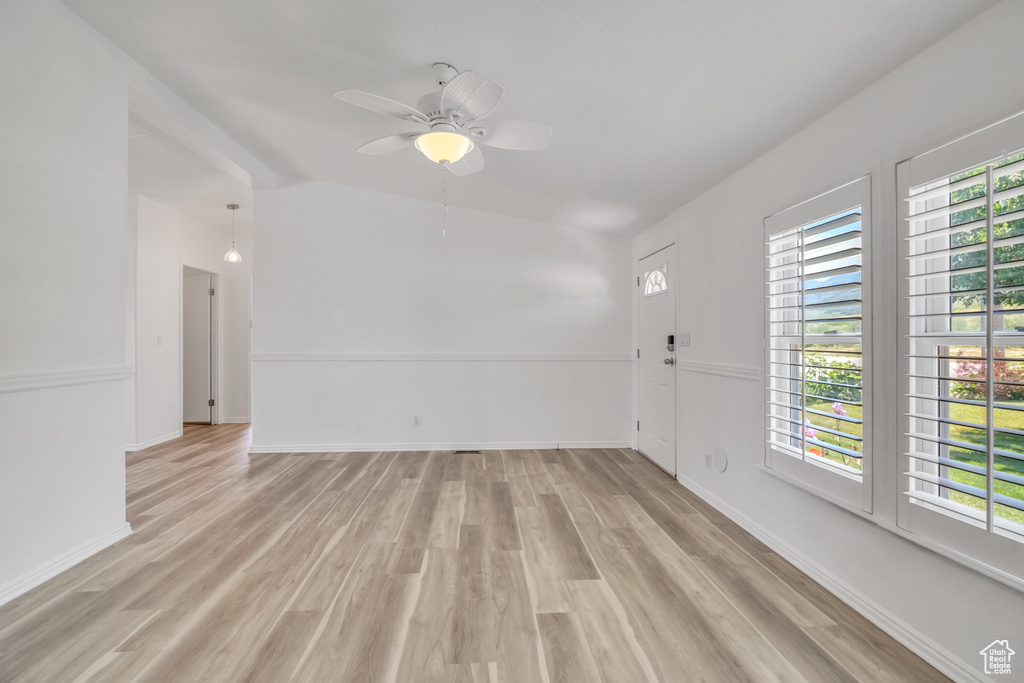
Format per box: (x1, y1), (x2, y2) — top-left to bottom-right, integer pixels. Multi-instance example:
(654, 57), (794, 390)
(765, 176), (872, 511)
(901, 112), (1024, 572)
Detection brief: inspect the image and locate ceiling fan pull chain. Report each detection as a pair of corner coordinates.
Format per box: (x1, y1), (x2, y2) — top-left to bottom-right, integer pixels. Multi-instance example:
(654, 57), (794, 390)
(441, 161), (449, 237)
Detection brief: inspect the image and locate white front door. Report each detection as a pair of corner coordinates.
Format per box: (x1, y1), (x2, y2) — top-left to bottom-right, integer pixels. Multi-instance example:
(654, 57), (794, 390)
(638, 245), (676, 475)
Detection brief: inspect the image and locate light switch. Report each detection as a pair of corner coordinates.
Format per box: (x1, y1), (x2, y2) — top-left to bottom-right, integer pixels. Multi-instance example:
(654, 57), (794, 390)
(157, 334), (163, 346)
(680, 332), (690, 346)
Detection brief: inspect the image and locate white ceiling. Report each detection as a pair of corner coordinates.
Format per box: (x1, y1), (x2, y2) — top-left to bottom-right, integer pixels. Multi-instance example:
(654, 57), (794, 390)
(127, 120), (253, 230)
(70, 0), (994, 235)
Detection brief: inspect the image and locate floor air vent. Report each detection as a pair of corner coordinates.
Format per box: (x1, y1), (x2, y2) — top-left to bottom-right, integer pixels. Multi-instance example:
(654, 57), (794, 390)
(452, 449), (482, 454)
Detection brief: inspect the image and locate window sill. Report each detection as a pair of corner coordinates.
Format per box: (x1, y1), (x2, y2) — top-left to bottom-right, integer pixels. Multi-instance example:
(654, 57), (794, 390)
(765, 446), (868, 511)
(757, 463), (871, 520)
(756, 464), (1024, 594)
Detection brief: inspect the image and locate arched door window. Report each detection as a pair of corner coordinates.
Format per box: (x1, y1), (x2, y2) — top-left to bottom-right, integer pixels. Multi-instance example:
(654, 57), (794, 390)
(644, 268), (667, 296)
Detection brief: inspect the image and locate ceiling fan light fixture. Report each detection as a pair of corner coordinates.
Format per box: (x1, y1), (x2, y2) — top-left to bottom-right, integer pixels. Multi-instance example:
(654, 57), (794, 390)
(415, 131), (473, 164)
(337, 66), (550, 177)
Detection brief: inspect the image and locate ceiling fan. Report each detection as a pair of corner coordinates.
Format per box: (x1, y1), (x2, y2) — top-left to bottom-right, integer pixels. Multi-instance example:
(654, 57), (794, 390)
(334, 63), (552, 176)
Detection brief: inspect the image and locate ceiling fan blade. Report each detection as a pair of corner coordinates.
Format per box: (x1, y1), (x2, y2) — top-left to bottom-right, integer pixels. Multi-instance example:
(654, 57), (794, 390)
(444, 146), (484, 176)
(356, 133), (421, 155)
(334, 90), (428, 124)
(464, 119), (552, 150)
(440, 71), (504, 121)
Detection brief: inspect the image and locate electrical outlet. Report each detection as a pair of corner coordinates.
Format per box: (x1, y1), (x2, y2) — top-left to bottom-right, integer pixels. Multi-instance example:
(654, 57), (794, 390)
(705, 453), (711, 469)
(413, 416), (420, 427)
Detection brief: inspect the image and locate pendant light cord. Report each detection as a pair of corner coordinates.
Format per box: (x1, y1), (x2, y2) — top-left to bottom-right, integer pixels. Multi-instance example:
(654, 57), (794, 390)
(224, 203), (242, 263)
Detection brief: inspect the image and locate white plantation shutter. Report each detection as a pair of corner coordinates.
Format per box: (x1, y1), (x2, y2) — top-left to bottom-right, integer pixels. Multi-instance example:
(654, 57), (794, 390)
(902, 117), (1024, 548)
(764, 176), (871, 511)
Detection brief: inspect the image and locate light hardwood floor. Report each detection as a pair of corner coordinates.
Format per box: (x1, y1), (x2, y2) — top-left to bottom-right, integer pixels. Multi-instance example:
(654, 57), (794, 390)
(0, 425), (946, 682)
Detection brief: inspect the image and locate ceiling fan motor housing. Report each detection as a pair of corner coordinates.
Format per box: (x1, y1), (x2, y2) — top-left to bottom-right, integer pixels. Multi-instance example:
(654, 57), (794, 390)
(416, 92), (444, 122)
(431, 62), (458, 86)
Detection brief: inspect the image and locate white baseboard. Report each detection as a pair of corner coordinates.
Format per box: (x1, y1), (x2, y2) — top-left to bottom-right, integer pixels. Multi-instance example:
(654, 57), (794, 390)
(0, 523), (133, 607)
(248, 440), (632, 454)
(674, 474), (985, 683)
(126, 430), (182, 452)
(219, 417), (250, 424)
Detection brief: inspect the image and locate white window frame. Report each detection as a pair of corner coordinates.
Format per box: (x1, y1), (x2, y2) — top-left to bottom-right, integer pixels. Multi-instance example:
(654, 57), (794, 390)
(764, 176), (873, 513)
(898, 111), (1024, 582)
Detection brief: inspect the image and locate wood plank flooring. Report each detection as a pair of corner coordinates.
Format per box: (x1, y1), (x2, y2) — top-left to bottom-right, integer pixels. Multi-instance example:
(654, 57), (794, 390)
(0, 425), (946, 682)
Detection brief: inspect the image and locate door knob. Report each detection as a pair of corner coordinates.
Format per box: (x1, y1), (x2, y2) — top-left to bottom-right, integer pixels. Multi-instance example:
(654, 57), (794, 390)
(664, 358), (675, 365)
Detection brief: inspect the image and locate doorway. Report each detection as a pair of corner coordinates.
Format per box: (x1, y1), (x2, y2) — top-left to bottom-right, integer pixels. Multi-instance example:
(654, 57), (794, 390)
(182, 266), (216, 425)
(638, 244), (677, 475)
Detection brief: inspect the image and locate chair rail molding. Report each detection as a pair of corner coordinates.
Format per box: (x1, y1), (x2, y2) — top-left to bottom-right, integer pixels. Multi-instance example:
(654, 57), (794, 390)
(250, 352), (633, 362)
(0, 365), (132, 395)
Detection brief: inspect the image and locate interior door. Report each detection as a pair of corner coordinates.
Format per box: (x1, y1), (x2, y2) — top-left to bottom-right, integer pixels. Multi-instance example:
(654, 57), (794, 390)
(182, 268), (212, 423)
(638, 245), (677, 475)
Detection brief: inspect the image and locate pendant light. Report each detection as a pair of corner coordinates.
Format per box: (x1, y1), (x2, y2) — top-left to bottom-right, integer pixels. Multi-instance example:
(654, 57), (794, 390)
(224, 203), (241, 263)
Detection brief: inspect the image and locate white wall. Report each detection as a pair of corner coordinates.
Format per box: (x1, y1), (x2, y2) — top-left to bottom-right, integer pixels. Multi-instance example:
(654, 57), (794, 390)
(125, 196), (138, 446)
(0, 0), (264, 607)
(251, 180), (632, 451)
(0, 0), (131, 601)
(131, 195), (250, 449)
(633, 2), (1024, 680)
